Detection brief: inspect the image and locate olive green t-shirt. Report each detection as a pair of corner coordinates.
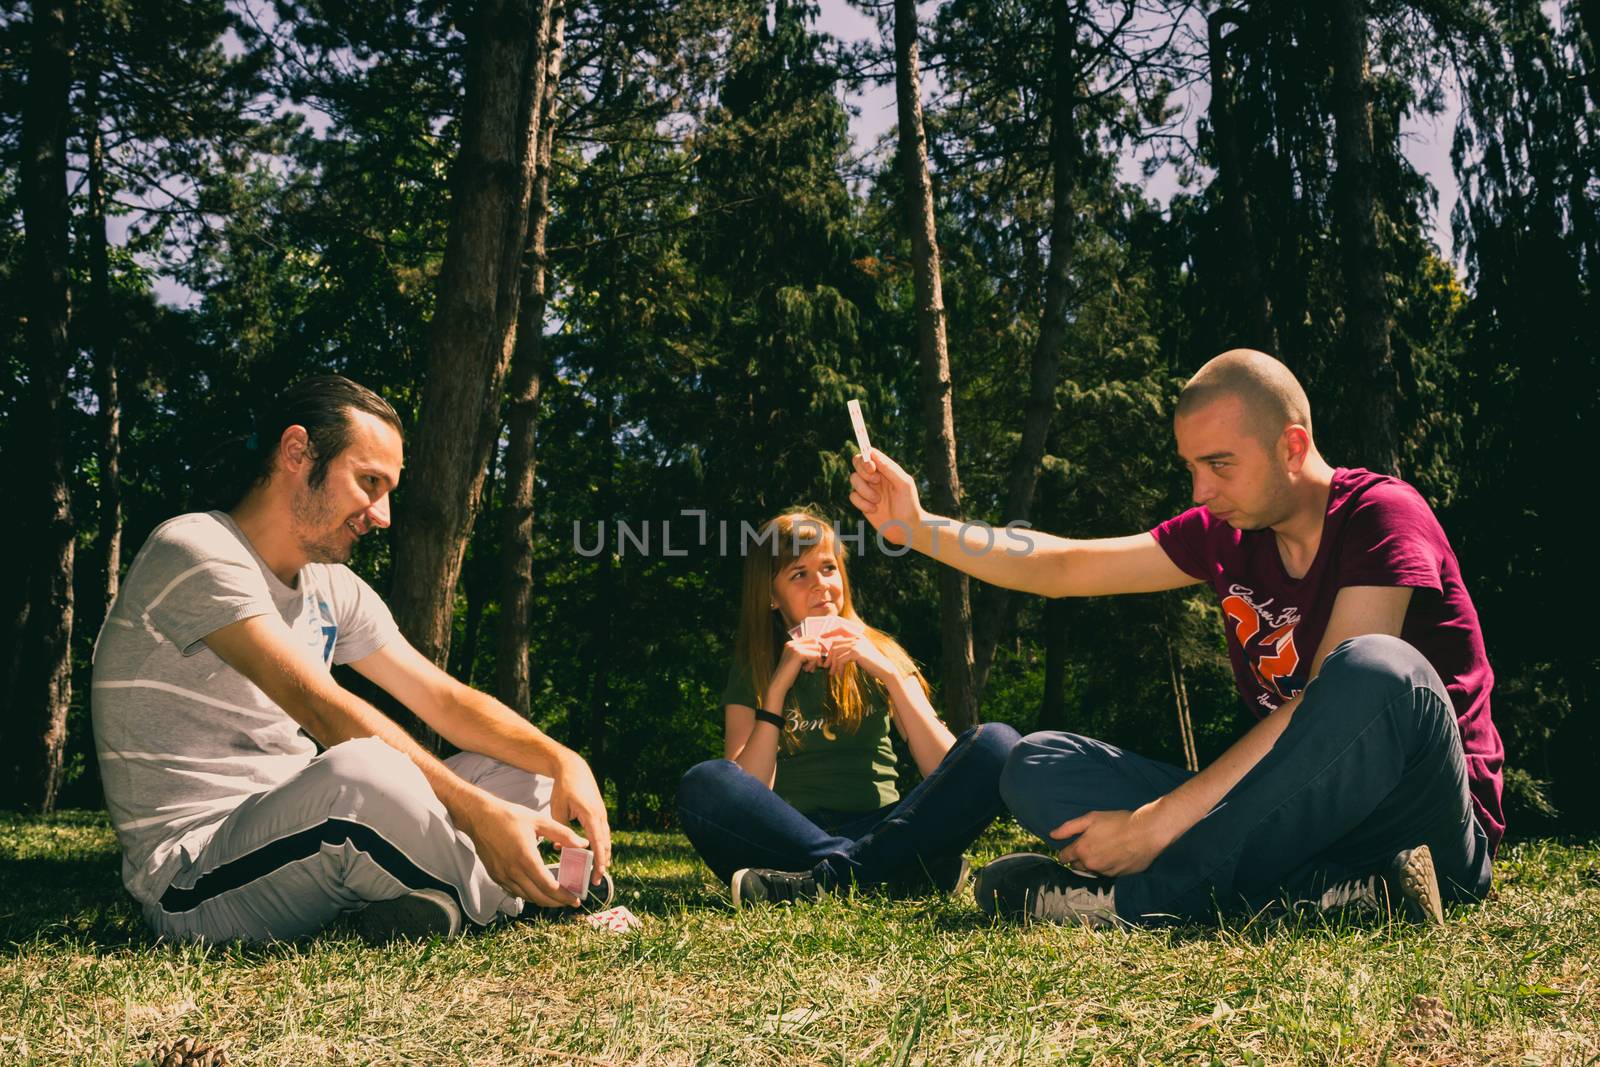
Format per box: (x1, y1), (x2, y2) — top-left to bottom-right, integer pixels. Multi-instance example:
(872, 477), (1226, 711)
(721, 659), (899, 814)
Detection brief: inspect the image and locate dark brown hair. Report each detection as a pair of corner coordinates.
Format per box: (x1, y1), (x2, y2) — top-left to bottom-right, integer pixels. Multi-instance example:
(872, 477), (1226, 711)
(214, 375), (403, 508)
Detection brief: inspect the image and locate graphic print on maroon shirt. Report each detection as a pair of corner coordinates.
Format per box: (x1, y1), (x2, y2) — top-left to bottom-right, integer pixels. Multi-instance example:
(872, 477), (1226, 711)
(1150, 468), (1506, 853)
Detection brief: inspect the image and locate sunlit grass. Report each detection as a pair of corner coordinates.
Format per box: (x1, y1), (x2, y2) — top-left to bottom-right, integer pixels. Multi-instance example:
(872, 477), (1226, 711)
(2, 813), (1596, 1064)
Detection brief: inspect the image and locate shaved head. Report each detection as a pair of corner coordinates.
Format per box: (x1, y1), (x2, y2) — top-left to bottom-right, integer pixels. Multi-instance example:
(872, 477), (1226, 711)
(1176, 349), (1312, 446)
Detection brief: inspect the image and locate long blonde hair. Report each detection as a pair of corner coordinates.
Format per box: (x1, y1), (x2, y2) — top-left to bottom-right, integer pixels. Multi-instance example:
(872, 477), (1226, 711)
(733, 510), (928, 737)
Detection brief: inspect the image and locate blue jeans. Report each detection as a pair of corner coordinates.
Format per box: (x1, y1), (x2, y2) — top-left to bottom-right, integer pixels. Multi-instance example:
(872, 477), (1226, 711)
(1002, 635), (1494, 924)
(677, 722), (1021, 890)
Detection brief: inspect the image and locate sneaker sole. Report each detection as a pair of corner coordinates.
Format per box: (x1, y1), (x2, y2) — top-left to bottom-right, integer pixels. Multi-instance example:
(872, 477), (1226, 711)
(730, 867), (754, 908)
(1395, 845), (1445, 925)
(947, 855), (972, 897)
(973, 852), (1058, 919)
(355, 888), (463, 941)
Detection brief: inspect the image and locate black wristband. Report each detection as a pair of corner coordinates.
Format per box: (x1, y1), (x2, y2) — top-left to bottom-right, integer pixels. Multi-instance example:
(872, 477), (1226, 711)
(754, 709), (786, 730)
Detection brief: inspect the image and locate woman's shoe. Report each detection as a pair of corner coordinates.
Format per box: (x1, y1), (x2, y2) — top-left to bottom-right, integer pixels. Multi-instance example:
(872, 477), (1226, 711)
(731, 867), (819, 906)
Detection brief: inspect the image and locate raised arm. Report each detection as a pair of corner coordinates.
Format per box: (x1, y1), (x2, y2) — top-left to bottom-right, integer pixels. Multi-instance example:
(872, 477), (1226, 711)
(204, 616), (584, 907)
(849, 451), (1198, 598)
(724, 636), (829, 786)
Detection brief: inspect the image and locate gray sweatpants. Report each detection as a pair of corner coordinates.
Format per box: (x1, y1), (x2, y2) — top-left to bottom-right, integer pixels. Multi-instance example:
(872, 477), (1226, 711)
(144, 737), (552, 942)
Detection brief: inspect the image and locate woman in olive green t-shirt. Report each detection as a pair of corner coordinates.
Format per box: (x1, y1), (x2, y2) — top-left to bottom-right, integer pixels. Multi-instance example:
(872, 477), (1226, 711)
(677, 510), (1020, 905)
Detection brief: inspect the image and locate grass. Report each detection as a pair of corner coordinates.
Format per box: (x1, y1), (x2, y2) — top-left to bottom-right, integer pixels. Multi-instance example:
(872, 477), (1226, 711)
(2, 812), (1597, 1065)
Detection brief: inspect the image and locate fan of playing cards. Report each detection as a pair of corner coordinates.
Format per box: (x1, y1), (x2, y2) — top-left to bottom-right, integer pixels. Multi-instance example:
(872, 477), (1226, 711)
(787, 614), (864, 643)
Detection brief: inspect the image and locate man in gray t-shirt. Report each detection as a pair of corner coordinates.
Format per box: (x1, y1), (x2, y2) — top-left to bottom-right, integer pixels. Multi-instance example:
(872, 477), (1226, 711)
(92, 375), (611, 942)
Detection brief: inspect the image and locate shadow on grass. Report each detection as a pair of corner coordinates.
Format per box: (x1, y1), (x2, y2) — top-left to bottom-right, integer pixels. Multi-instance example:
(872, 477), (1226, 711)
(0, 854), (156, 950)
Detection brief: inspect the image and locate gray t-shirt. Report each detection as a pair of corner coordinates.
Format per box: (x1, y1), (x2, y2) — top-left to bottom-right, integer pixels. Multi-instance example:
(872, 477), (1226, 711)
(90, 511), (399, 904)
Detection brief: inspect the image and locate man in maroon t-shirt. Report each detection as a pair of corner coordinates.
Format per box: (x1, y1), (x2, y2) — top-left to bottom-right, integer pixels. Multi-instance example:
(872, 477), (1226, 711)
(849, 349), (1499, 926)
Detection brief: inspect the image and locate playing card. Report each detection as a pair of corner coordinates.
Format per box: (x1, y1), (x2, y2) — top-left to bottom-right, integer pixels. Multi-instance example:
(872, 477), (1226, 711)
(583, 905), (642, 933)
(847, 399), (872, 457)
(802, 615), (861, 640)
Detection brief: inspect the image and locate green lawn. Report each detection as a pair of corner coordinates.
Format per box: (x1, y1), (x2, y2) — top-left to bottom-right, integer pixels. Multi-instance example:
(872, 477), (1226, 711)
(2, 812), (1596, 1065)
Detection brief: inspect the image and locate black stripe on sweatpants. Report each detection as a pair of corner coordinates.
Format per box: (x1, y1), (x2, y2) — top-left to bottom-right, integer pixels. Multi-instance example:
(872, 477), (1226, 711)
(158, 817), (463, 915)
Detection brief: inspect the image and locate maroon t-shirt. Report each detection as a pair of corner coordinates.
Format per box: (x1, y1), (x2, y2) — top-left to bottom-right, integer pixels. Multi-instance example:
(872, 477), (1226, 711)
(1151, 467), (1505, 853)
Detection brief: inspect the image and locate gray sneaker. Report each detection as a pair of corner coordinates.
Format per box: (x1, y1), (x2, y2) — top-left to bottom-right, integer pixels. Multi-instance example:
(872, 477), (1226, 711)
(355, 888), (463, 942)
(1312, 845), (1445, 925)
(731, 867), (820, 906)
(974, 852), (1118, 927)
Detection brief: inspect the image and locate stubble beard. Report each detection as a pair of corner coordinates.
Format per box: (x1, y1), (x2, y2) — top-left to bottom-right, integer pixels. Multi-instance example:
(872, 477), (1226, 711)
(292, 480), (356, 565)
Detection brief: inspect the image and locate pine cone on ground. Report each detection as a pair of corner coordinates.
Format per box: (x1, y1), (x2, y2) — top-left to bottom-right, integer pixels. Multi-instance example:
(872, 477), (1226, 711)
(1401, 993), (1455, 1043)
(152, 1035), (232, 1066)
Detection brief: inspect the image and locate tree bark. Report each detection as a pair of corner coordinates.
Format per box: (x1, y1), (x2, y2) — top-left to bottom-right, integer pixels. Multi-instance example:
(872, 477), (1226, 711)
(497, 0), (567, 716)
(1037, 597), (1070, 732)
(453, 445), (501, 687)
(893, 0), (976, 730)
(86, 65), (123, 612)
(5, 0), (76, 811)
(972, 2), (1078, 704)
(1577, 0), (1600, 111)
(389, 0), (550, 680)
(584, 390), (616, 801)
(1208, 8), (1280, 355)
(1329, 0), (1400, 474)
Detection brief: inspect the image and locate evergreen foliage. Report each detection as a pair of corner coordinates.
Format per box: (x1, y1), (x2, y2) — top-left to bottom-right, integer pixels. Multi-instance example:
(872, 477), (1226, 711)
(0, 0), (1590, 831)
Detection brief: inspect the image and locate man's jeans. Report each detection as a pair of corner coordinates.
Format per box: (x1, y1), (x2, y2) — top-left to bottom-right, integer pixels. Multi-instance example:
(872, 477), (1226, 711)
(1002, 635), (1493, 923)
(678, 722), (1021, 890)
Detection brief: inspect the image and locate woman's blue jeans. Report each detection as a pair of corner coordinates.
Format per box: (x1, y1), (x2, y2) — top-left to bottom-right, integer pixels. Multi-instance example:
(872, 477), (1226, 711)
(677, 722), (1021, 890)
(1001, 635), (1494, 923)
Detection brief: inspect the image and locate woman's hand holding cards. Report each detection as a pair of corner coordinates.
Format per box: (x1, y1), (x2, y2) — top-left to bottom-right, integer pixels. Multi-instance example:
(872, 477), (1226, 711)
(821, 629), (897, 683)
(779, 635), (829, 675)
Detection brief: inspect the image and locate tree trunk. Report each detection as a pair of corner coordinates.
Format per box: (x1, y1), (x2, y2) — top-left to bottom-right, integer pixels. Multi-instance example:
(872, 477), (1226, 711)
(86, 66), (123, 613)
(893, 0), (976, 730)
(1576, 0), (1600, 111)
(1208, 8), (1280, 355)
(453, 445), (500, 687)
(1268, 50), (1306, 377)
(1037, 597), (1070, 732)
(584, 391), (616, 799)
(1164, 634), (1199, 772)
(5, 0), (76, 811)
(972, 2), (1078, 705)
(1329, 0), (1400, 474)
(497, 0), (567, 716)
(389, 0), (550, 683)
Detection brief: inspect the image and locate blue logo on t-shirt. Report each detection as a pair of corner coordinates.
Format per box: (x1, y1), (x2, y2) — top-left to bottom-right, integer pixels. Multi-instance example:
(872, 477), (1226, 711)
(315, 597), (338, 664)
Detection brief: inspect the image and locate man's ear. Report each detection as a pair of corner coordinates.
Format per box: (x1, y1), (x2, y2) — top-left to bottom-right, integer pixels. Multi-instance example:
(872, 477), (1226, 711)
(277, 425), (312, 476)
(1280, 425), (1312, 471)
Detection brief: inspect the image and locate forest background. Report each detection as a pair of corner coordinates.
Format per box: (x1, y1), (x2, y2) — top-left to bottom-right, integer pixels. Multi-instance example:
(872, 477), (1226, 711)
(3, 0), (1596, 837)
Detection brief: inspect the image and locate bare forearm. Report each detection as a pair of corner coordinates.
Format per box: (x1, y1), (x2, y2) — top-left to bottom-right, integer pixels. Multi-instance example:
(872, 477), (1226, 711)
(1146, 697), (1299, 845)
(731, 722), (780, 787)
(883, 673), (955, 777)
(300, 686), (485, 827)
(908, 511), (1077, 596)
(430, 687), (574, 779)
(726, 677), (794, 788)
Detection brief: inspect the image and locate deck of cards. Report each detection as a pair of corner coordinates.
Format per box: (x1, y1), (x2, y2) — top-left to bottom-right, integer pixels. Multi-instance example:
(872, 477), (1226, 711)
(557, 846), (594, 898)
